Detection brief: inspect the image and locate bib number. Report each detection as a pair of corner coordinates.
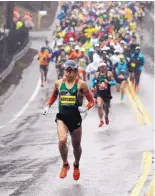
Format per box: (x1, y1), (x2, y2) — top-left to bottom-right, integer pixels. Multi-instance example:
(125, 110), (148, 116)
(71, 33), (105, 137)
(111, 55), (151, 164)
(98, 82), (108, 91)
(61, 95), (76, 105)
(79, 59), (85, 68)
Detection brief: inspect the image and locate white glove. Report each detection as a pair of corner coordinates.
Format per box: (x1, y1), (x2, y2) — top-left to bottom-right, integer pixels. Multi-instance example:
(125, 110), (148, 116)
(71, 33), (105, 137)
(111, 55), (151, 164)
(78, 106), (88, 113)
(43, 106), (50, 115)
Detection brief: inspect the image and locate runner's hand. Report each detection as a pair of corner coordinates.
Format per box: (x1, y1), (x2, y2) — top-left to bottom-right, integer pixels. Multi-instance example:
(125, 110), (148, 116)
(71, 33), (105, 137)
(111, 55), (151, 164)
(118, 75), (124, 79)
(104, 79), (109, 83)
(43, 106), (50, 115)
(91, 88), (95, 92)
(78, 106), (88, 113)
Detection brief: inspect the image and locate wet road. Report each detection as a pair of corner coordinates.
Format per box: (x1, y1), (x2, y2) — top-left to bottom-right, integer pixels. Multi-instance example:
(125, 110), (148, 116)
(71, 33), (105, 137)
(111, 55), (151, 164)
(0, 9), (154, 196)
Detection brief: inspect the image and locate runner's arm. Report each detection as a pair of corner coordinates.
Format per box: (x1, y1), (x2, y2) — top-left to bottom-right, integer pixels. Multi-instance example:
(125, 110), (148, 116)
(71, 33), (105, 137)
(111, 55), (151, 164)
(82, 82), (94, 110)
(47, 82), (59, 106)
(140, 54), (145, 65)
(106, 76), (116, 86)
(92, 73), (98, 88)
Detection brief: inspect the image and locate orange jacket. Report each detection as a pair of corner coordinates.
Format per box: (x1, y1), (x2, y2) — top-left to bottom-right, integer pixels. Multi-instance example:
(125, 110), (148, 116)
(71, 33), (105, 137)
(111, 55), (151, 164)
(38, 52), (50, 66)
(69, 50), (81, 60)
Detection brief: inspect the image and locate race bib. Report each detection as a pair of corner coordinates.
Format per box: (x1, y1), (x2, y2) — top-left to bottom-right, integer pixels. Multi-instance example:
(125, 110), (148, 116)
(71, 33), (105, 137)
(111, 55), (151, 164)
(131, 63), (136, 67)
(98, 82), (108, 91)
(79, 59), (85, 67)
(60, 95), (76, 105)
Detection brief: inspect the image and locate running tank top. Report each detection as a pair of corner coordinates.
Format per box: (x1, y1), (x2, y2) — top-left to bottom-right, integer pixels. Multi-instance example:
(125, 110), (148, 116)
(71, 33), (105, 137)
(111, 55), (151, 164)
(78, 57), (87, 70)
(59, 78), (82, 115)
(96, 73), (108, 91)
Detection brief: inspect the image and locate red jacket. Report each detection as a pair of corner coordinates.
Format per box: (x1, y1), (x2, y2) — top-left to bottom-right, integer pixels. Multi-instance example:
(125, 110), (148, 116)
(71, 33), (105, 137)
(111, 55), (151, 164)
(64, 32), (77, 43)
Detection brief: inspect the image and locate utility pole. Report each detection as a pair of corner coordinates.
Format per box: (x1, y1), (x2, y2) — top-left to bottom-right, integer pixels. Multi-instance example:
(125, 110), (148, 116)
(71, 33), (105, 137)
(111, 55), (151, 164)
(40, 2), (44, 10)
(5, 1), (14, 30)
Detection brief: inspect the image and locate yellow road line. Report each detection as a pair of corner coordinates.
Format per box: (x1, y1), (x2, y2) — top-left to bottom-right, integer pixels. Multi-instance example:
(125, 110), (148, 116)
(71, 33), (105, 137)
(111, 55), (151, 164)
(134, 94), (152, 126)
(128, 81), (152, 126)
(130, 152), (152, 196)
(145, 178), (155, 196)
(125, 86), (144, 125)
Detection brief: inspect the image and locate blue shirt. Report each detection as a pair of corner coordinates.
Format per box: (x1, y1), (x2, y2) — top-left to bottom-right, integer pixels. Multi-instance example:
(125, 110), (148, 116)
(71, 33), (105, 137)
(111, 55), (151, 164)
(116, 61), (128, 78)
(131, 53), (145, 67)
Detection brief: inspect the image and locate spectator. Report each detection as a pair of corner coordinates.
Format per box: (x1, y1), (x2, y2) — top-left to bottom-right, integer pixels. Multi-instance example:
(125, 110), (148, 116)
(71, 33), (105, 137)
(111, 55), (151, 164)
(23, 11), (34, 29)
(13, 7), (20, 22)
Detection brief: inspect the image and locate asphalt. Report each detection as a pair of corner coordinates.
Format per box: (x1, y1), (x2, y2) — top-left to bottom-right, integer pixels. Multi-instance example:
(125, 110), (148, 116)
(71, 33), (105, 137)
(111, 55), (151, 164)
(0, 7), (154, 196)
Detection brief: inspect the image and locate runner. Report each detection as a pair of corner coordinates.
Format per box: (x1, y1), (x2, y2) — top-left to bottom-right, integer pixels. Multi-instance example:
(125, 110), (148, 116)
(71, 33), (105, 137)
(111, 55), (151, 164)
(129, 46), (145, 92)
(43, 60), (94, 180)
(92, 61), (116, 127)
(68, 45), (81, 60)
(56, 49), (67, 79)
(38, 47), (51, 87)
(77, 47), (89, 81)
(115, 54), (128, 102)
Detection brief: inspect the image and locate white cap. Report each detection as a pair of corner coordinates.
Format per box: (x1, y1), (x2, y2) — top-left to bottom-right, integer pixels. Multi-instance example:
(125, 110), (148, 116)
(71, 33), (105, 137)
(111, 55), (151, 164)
(108, 35), (113, 38)
(126, 31), (130, 34)
(69, 37), (74, 42)
(99, 61), (106, 67)
(80, 47), (85, 52)
(105, 46), (110, 50)
(89, 48), (94, 52)
(94, 43), (100, 47)
(110, 42), (115, 46)
(135, 46), (140, 50)
(57, 41), (63, 46)
(120, 40), (125, 44)
(101, 47), (106, 51)
(75, 45), (80, 50)
(96, 4), (101, 8)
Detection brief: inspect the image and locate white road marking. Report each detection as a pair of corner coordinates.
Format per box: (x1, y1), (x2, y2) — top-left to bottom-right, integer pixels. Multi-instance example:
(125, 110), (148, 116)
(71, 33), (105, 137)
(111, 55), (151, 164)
(0, 78), (41, 130)
(0, 30), (56, 130)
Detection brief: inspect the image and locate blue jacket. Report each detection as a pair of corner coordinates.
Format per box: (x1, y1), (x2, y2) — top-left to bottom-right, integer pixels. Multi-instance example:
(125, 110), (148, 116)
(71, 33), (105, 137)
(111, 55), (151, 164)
(116, 61), (128, 78)
(131, 52), (145, 70)
(62, 4), (69, 13)
(51, 50), (61, 62)
(57, 12), (66, 20)
(131, 53), (145, 65)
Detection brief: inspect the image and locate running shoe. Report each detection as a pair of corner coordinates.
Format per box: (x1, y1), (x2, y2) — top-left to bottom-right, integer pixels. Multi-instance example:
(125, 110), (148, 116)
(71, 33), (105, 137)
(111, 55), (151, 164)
(59, 164), (70, 178)
(41, 82), (44, 87)
(99, 121), (104, 127)
(105, 116), (109, 125)
(73, 164), (80, 180)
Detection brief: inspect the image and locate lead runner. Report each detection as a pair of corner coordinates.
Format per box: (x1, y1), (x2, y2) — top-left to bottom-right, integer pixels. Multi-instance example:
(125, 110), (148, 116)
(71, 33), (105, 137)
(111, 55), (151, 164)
(43, 60), (94, 180)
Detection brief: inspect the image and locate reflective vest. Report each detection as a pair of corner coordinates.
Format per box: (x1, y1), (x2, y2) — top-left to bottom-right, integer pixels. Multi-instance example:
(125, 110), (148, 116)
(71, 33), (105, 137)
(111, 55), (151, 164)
(16, 21), (23, 30)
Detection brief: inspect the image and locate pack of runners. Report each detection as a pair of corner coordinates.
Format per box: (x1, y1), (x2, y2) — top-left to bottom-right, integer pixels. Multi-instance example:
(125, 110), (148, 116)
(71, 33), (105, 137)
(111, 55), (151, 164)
(42, 1), (147, 181)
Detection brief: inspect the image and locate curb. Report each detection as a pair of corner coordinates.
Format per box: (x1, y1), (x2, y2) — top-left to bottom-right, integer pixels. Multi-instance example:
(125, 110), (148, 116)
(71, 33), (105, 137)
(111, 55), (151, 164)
(0, 40), (31, 84)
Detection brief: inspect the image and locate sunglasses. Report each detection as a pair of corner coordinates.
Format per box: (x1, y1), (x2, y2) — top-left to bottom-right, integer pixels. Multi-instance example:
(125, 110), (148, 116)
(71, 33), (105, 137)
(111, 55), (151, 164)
(65, 68), (76, 73)
(99, 66), (106, 68)
(64, 64), (78, 71)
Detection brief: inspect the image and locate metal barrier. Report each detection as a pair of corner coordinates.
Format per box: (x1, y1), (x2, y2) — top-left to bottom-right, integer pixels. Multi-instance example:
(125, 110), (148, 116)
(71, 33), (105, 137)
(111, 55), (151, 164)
(0, 26), (29, 74)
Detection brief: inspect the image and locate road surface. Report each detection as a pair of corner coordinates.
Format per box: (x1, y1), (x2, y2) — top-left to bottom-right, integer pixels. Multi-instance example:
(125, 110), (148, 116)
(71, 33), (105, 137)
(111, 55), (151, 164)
(0, 8), (154, 196)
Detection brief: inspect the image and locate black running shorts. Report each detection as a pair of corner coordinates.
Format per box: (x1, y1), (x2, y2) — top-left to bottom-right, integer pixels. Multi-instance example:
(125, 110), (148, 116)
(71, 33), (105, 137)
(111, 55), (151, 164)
(55, 113), (82, 133)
